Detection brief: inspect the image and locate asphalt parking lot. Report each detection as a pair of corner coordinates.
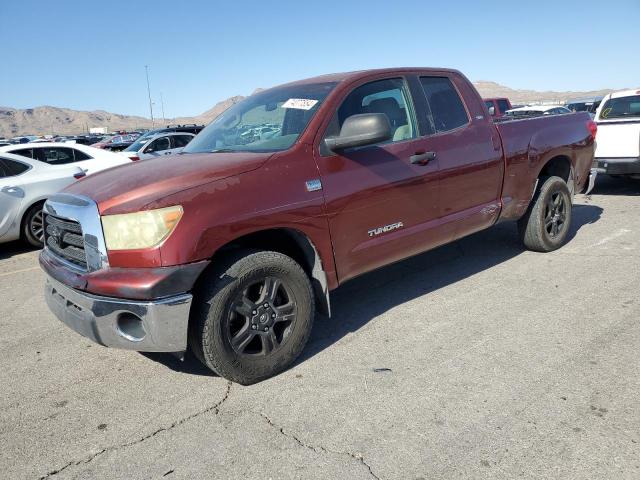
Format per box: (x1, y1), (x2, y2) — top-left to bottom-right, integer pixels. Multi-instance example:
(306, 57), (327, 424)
(1, 175), (639, 480)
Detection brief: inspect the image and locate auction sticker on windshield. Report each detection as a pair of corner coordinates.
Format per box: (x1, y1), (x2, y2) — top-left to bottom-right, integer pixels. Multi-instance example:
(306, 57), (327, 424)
(282, 98), (318, 110)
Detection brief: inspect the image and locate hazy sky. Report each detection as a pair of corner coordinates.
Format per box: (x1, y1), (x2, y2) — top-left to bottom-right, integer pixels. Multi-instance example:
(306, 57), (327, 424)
(1, 0), (638, 118)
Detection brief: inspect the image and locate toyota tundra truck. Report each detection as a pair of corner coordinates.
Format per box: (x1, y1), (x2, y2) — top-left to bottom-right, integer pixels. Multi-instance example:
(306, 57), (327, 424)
(40, 68), (597, 384)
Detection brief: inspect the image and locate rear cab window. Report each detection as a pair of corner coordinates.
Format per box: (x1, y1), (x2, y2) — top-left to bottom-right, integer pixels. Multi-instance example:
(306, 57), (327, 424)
(497, 99), (510, 113)
(599, 95), (640, 120)
(418, 76), (470, 133)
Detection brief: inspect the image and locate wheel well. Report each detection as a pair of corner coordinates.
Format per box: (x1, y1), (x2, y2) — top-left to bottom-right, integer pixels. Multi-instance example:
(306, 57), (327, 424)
(20, 199), (46, 232)
(207, 229), (331, 316)
(539, 156), (571, 183)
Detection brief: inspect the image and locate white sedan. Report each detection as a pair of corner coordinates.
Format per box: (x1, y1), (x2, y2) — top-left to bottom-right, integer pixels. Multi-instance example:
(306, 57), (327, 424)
(120, 132), (195, 161)
(0, 142), (133, 175)
(0, 152), (87, 247)
(504, 105), (572, 117)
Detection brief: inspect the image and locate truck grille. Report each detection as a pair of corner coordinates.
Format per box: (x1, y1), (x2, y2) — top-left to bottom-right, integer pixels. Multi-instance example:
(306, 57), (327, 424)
(44, 214), (87, 270)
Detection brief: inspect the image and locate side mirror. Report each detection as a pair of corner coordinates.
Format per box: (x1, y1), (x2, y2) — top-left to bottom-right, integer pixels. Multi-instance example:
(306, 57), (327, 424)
(324, 113), (392, 151)
(488, 106), (495, 116)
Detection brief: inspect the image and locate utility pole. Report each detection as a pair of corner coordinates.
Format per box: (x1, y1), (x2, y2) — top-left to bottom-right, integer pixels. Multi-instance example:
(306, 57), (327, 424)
(145, 65), (155, 128)
(160, 92), (166, 124)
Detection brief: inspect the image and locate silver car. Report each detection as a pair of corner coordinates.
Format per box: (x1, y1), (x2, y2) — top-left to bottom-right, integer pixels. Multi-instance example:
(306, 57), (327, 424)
(119, 132), (195, 161)
(0, 152), (85, 247)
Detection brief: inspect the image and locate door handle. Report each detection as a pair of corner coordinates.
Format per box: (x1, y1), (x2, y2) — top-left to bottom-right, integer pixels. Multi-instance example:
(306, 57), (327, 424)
(1, 186), (20, 194)
(410, 151), (436, 165)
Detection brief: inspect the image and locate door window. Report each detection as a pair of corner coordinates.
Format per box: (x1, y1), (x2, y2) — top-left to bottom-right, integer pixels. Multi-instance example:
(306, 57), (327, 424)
(172, 135), (193, 148)
(11, 148), (34, 159)
(419, 77), (469, 133)
(147, 137), (171, 152)
(73, 149), (92, 161)
(34, 147), (76, 165)
(325, 77), (416, 146)
(0, 158), (29, 177)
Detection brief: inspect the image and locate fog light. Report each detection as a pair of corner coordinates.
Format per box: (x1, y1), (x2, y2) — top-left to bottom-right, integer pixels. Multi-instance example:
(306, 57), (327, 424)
(116, 313), (146, 342)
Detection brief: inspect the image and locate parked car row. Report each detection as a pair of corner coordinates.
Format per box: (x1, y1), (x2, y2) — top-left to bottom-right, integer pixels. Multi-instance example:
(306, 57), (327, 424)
(0, 125), (203, 247)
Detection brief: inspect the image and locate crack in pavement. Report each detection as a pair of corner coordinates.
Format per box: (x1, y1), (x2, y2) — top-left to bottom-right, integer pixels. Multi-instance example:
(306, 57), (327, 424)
(39, 381), (233, 479)
(259, 412), (381, 480)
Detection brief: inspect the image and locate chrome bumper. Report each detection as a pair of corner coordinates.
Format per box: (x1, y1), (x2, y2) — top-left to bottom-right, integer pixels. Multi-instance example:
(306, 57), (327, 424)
(585, 168), (598, 195)
(45, 275), (191, 352)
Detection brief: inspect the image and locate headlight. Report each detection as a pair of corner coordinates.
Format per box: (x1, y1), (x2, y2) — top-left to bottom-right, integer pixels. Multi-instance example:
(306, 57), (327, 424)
(101, 206), (183, 250)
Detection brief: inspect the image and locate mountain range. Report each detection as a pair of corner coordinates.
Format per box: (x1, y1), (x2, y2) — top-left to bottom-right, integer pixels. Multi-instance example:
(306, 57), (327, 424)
(0, 82), (626, 138)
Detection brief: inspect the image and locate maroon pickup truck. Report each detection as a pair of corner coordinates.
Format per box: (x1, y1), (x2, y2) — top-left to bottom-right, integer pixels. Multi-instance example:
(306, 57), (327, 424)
(41, 68), (597, 384)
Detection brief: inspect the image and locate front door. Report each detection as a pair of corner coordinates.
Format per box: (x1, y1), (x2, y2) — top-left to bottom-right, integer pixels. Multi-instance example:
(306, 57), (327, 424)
(314, 76), (445, 283)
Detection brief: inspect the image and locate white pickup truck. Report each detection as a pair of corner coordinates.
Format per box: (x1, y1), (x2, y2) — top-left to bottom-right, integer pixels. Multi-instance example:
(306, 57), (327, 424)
(593, 89), (640, 178)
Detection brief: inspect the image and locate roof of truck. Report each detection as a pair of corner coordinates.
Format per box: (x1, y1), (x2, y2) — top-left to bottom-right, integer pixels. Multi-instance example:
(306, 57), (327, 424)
(278, 67), (462, 87)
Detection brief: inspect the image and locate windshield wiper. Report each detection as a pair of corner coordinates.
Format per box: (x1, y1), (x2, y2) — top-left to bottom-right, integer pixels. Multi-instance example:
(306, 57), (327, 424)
(210, 148), (236, 153)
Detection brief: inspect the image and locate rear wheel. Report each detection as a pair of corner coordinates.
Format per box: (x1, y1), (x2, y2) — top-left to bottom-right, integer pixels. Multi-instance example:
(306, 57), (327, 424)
(22, 203), (45, 248)
(518, 176), (572, 252)
(189, 250), (315, 385)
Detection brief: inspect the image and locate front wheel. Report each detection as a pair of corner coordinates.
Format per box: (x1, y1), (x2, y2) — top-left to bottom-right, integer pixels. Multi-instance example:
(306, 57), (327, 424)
(189, 250), (315, 385)
(518, 176), (572, 252)
(22, 203), (45, 248)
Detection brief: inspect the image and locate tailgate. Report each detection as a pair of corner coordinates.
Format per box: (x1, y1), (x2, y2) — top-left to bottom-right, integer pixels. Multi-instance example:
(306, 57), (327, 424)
(595, 121), (640, 158)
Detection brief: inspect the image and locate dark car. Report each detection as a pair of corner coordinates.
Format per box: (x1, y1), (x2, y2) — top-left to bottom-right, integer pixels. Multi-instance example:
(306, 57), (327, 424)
(565, 97), (603, 116)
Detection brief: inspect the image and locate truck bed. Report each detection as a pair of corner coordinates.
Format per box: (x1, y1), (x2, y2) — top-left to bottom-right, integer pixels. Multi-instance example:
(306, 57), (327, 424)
(494, 112), (594, 221)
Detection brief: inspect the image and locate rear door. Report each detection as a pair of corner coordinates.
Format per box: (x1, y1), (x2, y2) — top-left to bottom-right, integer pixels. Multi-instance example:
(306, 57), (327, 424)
(0, 158), (29, 237)
(414, 74), (504, 240)
(314, 75), (444, 282)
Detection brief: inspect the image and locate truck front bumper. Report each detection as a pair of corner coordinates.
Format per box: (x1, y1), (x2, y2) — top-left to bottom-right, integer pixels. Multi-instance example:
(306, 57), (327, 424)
(45, 275), (191, 352)
(592, 157), (640, 176)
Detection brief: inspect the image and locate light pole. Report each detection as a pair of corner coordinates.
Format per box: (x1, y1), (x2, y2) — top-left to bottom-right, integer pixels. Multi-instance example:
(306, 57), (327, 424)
(145, 65), (155, 128)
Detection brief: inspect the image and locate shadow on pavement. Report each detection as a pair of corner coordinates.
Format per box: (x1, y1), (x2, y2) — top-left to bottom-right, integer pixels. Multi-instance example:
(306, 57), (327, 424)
(300, 203), (603, 365)
(590, 175), (640, 196)
(143, 204), (603, 376)
(140, 350), (219, 377)
(0, 241), (37, 261)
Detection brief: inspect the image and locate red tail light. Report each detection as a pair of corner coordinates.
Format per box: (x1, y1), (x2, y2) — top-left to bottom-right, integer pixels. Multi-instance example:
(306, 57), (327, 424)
(73, 171), (86, 179)
(130, 156), (140, 161)
(587, 120), (597, 139)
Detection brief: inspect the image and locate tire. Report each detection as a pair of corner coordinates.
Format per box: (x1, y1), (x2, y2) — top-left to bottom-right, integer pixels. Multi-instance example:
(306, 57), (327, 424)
(22, 202), (45, 248)
(189, 250), (315, 385)
(518, 176), (572, 252)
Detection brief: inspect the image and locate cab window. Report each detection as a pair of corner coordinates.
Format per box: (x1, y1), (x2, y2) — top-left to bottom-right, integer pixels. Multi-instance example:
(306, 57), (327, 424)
(324, 78), (416, 149)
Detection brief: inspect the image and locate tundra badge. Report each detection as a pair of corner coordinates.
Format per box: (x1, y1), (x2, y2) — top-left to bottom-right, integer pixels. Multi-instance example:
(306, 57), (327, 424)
(368, 222), (404, 237)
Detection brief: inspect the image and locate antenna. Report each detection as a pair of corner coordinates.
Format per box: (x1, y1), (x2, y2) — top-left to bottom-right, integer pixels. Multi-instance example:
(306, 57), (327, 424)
(160, 92), (166, 124)
(145, 65), (155, 128)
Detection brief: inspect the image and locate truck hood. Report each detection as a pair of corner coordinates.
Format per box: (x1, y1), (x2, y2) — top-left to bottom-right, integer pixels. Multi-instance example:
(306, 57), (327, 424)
(64, 151), (270, 215)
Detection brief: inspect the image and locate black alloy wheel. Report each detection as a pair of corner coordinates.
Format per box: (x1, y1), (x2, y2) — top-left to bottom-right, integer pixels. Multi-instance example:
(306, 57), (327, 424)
(543, 191), (567, 239)
(227, 276), (297, 357)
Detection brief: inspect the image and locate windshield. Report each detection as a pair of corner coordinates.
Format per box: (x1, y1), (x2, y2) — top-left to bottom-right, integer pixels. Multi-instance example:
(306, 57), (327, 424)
(599, 95), (640, 120)
(125, 137), (151, 152)
(184, 82), (337, 154)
